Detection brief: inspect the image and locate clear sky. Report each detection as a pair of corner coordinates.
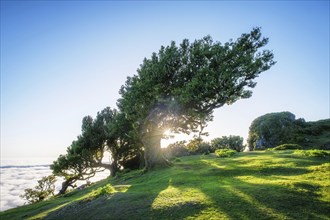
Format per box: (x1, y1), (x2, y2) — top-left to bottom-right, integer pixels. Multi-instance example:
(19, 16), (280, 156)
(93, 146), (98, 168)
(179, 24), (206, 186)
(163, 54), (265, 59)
(1, 1), (329, 159)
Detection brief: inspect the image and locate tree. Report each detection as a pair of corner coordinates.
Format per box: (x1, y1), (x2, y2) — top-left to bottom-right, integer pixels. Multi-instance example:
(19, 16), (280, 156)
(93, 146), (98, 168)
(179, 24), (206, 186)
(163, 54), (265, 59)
(211, 135), (244, 152)
(20, 175), (56, 204)
(118, 27), (275, 170)
(77, 107), (117, 176)
(51, 143), (104, 195)
(79, 107), (142, 176)
(107, 111), (144, 171)
(51, 107), (141, 191)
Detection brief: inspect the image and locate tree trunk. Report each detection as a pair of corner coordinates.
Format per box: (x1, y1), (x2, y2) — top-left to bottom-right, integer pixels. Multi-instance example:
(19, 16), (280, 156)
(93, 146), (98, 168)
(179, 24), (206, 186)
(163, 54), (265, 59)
(143, 132), (171, 170)
(58, 177), (76, 195)
(109, 158), (118, 177)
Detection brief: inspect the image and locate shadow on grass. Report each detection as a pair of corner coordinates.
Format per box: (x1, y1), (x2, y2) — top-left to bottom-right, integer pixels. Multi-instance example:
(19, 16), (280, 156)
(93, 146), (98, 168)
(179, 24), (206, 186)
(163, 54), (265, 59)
(29, 153), (330, 219)
(190, 155), (330, 219)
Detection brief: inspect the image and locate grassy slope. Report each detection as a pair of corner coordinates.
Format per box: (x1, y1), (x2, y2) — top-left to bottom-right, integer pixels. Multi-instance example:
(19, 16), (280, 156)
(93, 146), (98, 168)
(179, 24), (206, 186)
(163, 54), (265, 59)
(1, 151), (330, 220)
(300, 119), (330, 149)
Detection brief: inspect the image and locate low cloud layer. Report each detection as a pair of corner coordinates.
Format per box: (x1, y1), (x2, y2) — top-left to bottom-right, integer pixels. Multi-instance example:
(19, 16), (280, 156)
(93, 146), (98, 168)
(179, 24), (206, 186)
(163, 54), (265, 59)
(0, 160), (110, 211)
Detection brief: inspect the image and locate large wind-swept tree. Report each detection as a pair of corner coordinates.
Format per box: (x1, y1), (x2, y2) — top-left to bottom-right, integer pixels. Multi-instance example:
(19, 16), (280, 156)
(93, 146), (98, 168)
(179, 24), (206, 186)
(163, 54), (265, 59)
(118, 27), (275, 170)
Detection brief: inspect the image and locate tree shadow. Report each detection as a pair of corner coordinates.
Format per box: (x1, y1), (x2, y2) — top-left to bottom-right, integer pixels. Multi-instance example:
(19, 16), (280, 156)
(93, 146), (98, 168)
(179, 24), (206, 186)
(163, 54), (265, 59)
(38, 154), (330, 219)
(184, 156), (330, 219)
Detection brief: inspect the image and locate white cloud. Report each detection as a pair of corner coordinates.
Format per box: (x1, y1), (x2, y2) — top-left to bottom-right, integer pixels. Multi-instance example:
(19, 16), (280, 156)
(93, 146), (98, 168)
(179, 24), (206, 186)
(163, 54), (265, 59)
(0, 163), (110, 211)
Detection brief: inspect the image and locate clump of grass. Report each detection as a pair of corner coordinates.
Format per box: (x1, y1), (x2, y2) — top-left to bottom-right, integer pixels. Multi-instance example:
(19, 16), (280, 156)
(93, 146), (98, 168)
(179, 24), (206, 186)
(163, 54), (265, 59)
(88, 184), (115, 199)
(215, 149), (236, 157)
(294, 149), (330, 157)
(273, 144), (302, 150)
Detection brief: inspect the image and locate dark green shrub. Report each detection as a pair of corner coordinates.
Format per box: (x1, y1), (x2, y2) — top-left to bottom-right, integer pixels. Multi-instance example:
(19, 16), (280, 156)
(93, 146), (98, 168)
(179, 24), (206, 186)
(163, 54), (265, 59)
(320, 142), (330, 150)
(215, 149), (237, 157)
(203, 151), (210, 155)
(273, 144), (302, 150)
(122, 168), (131, 174)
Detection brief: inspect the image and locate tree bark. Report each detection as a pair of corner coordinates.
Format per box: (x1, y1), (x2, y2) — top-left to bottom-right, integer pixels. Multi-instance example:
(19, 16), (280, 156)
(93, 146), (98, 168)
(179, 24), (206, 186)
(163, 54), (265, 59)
(58, 177), (76, 195)
(143, 132), (171, 170)
(109, 158), (118, 177)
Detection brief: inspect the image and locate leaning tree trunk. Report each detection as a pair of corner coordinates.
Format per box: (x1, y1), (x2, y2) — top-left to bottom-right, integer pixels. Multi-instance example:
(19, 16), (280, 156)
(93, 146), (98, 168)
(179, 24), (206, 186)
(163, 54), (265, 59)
(143, 131), (171, 170)
(109, 157), (118, 177)
(58, 177), (76, 195)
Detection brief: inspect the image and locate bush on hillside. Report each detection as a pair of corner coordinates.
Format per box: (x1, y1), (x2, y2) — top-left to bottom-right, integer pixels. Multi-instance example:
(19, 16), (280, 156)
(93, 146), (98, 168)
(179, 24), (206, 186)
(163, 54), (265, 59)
(20, 175), (56, 204)
(273, 144), (302, 150)
(294, 149), (330, 157)
(215, 149), (237, 157)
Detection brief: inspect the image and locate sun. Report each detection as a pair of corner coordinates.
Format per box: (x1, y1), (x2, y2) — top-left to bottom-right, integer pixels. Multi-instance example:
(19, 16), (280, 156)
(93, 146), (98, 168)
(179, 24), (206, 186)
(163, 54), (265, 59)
(163, 129), (172, 136)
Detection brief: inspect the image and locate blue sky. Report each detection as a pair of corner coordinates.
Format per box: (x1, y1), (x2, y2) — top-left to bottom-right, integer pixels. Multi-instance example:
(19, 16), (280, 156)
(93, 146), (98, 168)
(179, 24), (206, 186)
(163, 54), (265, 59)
(1, 1), (329, 159)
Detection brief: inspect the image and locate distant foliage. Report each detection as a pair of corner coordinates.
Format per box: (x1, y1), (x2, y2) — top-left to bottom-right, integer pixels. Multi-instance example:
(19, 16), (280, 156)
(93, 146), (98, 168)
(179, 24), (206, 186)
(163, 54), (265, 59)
(215, 149), (237, 157)
(186, 138), (202, 153)
(247, 112), (330, 151)
(273, 144), (302, 150)
(211, 136), (244, 152)
(186, 138), (213, 155)
(164, 139), (213, 158)
(20, 175), (56, 204)
(294, 150), (330, 157)
(163, 141), (190, 158)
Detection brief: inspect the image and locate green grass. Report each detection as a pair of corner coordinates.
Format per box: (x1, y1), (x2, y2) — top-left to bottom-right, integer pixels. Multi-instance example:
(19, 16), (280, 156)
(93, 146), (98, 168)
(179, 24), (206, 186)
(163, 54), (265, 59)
(294, 149), (330, 157)
(1, 150), (330, 219)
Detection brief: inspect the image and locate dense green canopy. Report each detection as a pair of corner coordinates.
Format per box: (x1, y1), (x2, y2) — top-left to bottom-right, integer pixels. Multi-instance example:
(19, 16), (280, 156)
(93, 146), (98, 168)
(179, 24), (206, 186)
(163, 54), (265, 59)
(118, 27), (275, 169)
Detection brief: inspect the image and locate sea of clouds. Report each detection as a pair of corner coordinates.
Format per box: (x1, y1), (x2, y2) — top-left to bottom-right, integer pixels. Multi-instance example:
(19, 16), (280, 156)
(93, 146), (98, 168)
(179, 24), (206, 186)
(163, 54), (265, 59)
(0, 158), (110, 211)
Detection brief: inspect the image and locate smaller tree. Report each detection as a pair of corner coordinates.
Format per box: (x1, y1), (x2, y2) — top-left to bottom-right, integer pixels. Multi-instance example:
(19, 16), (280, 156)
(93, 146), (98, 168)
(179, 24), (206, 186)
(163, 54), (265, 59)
(211, 135), (244, 152)
(186, 138), (213, 154)
(51, 143), (104, 195)
(186, 138), (202, 153)
(20, 175), (56, 204)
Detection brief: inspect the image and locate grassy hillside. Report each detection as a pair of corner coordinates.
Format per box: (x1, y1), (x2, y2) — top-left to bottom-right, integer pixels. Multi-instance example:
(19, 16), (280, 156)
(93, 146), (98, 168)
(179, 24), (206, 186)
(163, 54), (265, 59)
(1, 150), (330, 220)
(300, 119), (330, 149)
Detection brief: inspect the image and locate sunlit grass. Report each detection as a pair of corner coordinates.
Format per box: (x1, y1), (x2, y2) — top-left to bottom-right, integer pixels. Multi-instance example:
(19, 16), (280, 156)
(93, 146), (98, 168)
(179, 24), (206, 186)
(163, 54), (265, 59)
(1, 150), (329, 219)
